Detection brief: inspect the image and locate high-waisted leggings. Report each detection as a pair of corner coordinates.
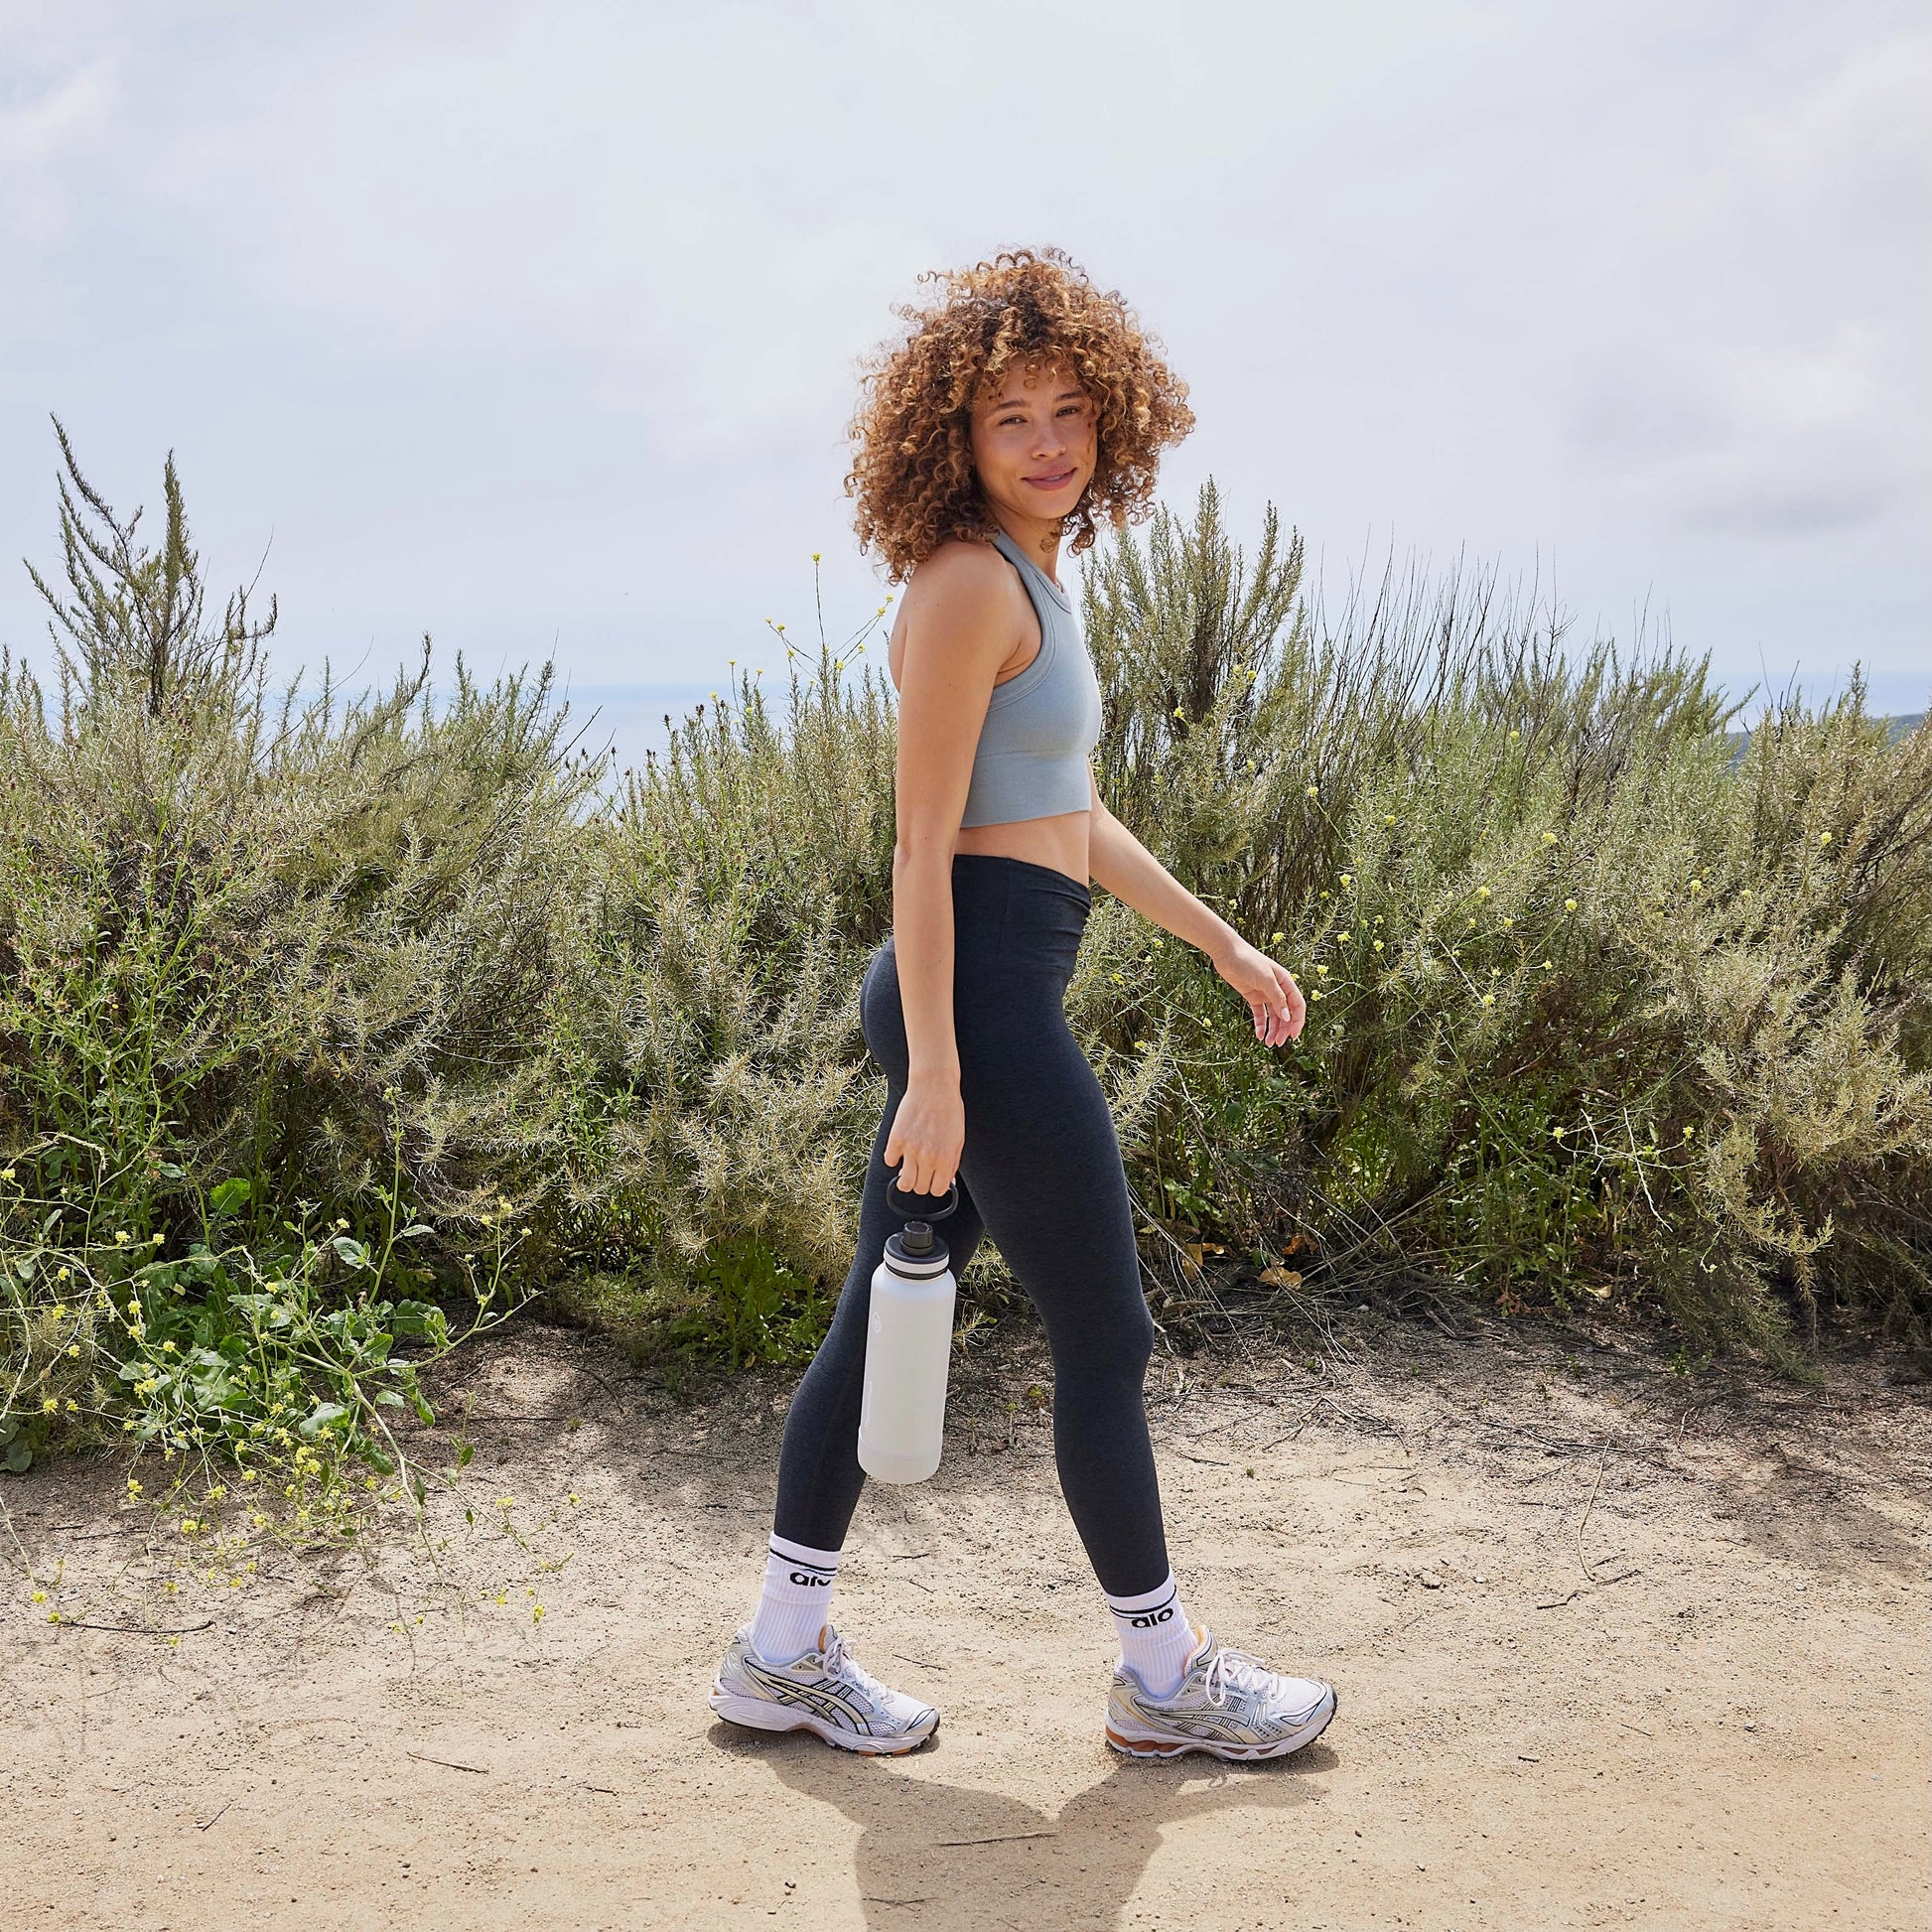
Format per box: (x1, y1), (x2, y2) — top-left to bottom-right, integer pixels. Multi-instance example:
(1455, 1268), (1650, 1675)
(773, 851), (1170, 1597)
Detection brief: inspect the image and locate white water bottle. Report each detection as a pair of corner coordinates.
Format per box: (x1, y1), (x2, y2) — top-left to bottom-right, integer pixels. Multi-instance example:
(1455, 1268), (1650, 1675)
(857, 1180), (959, 1484)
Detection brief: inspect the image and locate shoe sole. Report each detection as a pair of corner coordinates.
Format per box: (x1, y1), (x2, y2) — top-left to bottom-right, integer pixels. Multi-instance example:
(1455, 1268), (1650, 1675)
(1106, 1686), (1338, 1762)
(708, 1689), (938, 1756)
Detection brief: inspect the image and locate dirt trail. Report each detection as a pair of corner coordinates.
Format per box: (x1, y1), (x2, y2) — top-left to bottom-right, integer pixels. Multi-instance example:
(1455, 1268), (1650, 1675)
(3, 1308), (1927, 1930)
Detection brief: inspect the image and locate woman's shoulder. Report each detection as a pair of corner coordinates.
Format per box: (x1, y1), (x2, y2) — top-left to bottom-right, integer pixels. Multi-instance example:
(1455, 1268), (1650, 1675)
(904, 534), (1021, 607)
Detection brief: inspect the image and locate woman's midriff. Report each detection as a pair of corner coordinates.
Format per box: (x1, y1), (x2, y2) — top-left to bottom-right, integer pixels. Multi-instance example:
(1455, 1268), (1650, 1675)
(952, 807), (1090, 890)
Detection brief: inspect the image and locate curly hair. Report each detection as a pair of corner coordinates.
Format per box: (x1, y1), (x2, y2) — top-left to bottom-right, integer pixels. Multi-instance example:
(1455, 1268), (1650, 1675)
(846, 247), (1194, 583)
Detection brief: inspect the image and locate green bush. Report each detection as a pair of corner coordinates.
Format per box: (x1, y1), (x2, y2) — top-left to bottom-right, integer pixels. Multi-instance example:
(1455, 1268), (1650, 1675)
(3, 436), (1927, 1501)
(1081, 483), (1932, 1358)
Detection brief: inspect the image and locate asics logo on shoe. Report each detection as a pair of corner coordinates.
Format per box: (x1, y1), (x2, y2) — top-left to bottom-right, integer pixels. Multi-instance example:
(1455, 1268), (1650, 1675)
(788, 1572), (832, 1587)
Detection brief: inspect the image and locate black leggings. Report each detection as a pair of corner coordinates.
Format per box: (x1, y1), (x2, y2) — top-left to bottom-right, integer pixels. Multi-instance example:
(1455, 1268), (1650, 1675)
(773, 852), (1169, 1596)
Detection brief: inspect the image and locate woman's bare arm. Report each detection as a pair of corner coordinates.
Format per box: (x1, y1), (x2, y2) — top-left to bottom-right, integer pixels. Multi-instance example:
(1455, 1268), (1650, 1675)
(1086, 765), (1306, 1046)
(885, 547), (1020, 1194)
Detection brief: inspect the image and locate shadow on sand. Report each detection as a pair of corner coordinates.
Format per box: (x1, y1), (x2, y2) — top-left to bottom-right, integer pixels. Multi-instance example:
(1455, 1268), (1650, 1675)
(710, 1720), (1334, 1930)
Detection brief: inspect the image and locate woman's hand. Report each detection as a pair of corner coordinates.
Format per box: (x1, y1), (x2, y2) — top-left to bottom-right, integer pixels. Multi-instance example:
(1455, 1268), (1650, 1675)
(884, 1074), (967, 1197)
(1211, 935), (1307, 1046)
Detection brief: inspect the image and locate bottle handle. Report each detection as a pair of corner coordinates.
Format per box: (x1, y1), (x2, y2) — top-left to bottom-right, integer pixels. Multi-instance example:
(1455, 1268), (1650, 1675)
(886, 1172), (959, 1222)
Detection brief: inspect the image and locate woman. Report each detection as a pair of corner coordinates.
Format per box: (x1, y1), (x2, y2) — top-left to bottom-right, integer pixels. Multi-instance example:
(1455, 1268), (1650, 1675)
(709, 248), (1337, 1762)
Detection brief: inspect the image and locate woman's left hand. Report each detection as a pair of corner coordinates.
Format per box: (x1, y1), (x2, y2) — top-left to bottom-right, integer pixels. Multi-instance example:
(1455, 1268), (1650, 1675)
(1211, 935), (1307, 1046)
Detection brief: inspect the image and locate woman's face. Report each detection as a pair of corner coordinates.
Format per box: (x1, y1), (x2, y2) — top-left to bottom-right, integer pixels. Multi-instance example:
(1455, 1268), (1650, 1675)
(968, 358), (1096, 529)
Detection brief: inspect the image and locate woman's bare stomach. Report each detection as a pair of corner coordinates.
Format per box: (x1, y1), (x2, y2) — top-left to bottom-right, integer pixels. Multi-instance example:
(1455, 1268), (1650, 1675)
(952, 808), (1090, 888)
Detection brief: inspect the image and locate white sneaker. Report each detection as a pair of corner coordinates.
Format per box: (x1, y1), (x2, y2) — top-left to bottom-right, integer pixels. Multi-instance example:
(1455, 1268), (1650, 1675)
(1106, 1626), (1337, 1761)
(709, 1620), (939, 1755)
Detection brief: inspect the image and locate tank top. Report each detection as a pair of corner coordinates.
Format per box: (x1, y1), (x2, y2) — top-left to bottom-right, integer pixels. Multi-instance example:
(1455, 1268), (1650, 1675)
(957, 529), (1105, 828)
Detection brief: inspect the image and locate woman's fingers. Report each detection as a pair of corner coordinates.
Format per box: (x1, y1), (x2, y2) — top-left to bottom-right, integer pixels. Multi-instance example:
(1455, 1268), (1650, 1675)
(889, 1146), (954, 1199)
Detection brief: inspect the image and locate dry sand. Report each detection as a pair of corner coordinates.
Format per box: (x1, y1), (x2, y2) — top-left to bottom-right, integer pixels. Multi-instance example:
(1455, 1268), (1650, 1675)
(3, 1304), (1927, 1930)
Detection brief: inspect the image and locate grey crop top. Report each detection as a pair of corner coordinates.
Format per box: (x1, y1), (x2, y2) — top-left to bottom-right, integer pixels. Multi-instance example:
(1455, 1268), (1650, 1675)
(957, 529), (1105, 827)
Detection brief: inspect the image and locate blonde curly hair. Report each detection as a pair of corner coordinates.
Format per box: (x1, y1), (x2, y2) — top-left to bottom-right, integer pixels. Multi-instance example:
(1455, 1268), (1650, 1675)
(846, 247), (1194, 583)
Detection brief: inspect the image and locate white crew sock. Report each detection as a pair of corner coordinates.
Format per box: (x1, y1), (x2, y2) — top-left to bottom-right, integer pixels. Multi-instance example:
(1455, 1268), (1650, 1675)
(1104, 1573), (1200, 1697)
(750, 1533), (841, 1664)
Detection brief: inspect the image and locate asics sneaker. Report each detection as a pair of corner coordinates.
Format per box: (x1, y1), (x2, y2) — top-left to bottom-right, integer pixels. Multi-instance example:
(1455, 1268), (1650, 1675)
(1106, 1626), (1337, 1761)
(708, 1620), (939, 1755)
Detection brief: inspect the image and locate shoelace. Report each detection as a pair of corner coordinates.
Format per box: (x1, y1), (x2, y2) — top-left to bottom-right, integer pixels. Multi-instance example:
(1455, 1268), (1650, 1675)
(821, 1625), (890, 1704)
(1200, 1644), (1281, 1710)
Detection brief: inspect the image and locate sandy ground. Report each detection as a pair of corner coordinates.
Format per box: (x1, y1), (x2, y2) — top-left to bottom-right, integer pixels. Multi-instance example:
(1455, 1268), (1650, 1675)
(2, 1301), (1927, 1932)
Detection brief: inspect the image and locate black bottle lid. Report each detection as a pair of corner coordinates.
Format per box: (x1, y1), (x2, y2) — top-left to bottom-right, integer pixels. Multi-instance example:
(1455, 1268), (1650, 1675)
(884, 1224), (951, 1279)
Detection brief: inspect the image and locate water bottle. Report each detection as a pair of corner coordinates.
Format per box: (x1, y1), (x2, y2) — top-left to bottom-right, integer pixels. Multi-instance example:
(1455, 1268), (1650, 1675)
(857, 1177), (959, 1484)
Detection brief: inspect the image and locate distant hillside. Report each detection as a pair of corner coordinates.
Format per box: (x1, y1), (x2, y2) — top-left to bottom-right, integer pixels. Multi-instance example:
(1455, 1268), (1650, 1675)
(1725, 712), (1924, 759)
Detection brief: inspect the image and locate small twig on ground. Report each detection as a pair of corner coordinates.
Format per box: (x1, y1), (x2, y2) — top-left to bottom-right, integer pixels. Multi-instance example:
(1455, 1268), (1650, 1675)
(1575, 1449), (1608, 1581)
(1533, 1590), (1579, 1610)
(58, 1617), (214, 1636)
(935, 1831), (1058, 1847)
(405, 1749), (488, 1775)
(195, 1801), (233, 1831)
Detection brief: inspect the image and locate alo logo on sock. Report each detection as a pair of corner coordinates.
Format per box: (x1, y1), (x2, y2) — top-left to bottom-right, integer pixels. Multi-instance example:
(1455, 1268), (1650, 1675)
(789, 1571), (832, 1587)
(1128, 1606), (1174, 1628)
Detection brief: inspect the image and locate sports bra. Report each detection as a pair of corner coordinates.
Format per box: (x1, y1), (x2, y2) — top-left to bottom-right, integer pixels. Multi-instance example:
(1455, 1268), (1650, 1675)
(957, 529), (1105, 827)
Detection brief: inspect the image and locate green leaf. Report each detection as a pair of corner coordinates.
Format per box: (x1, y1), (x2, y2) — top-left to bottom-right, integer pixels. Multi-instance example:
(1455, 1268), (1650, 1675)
(298, 1400), (348, 1441)
(208, 1177), (253, 1216)
(3, 1440), (32, 1474)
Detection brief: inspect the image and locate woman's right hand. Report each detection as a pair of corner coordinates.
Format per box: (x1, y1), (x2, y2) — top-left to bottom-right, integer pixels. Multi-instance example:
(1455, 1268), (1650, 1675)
(884, 1074), (965, 1198)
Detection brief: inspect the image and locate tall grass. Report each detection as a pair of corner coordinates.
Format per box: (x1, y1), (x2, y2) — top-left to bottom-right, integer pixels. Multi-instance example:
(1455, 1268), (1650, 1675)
(3, 438), (1927, 1498)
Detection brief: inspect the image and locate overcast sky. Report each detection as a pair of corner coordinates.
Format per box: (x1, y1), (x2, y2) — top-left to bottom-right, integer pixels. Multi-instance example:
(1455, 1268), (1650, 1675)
(4, 0), (1927, 739)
